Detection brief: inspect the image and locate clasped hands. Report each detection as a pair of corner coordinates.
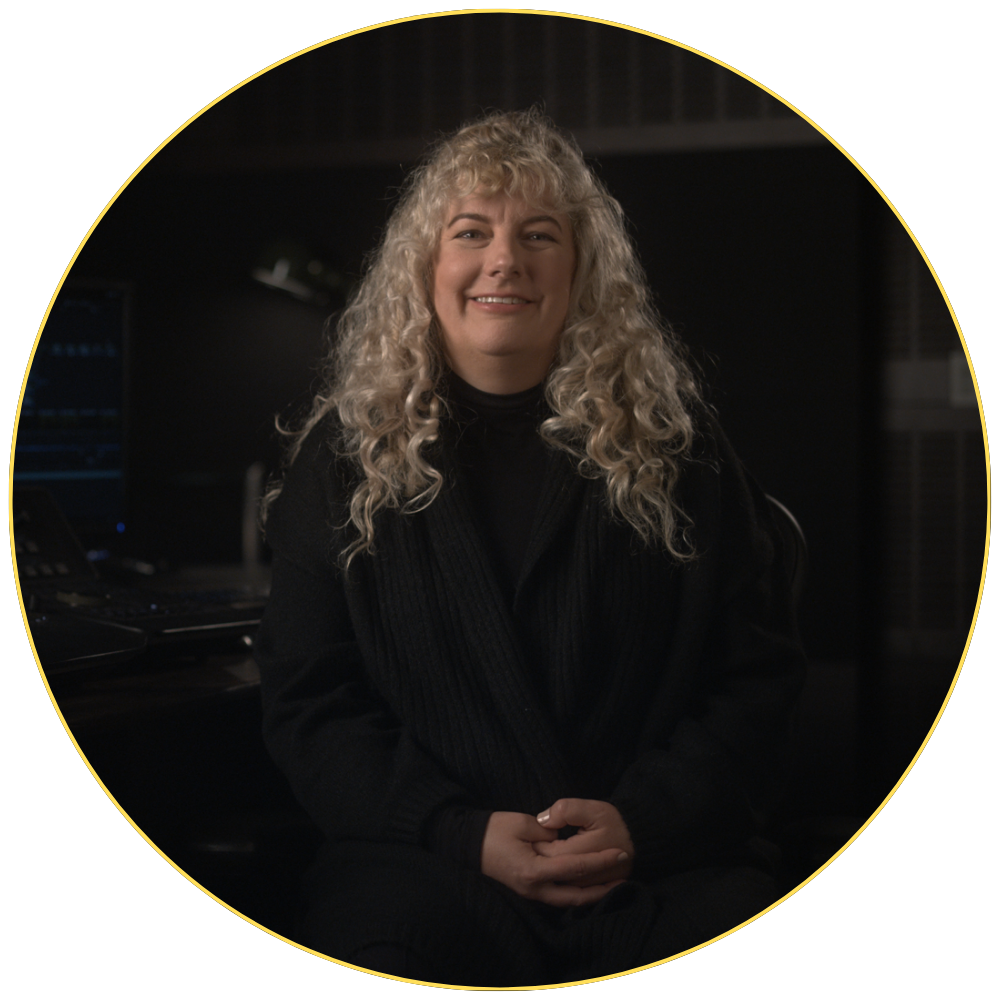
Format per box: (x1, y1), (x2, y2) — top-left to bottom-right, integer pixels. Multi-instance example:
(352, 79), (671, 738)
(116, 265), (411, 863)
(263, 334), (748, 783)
(481, 798), (635, 908)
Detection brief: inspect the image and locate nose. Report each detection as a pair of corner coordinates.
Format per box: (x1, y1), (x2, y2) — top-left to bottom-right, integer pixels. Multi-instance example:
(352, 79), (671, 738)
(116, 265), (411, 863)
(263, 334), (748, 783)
(486, 232), (522, 277)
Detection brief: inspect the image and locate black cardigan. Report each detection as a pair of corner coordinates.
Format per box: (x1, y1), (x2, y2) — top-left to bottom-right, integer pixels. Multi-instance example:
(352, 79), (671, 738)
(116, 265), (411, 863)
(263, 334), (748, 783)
(255, 409), (805, 884)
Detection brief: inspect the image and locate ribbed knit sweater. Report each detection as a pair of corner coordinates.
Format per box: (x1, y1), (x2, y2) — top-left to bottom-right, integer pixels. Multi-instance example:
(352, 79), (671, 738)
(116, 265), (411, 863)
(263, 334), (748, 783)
(254, 403), (805, 981)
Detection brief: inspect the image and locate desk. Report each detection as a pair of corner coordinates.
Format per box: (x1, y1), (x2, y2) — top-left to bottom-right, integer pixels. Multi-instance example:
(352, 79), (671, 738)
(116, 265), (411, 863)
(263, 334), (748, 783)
(53, 652), (261, 730)
(48, 650), (319, 938)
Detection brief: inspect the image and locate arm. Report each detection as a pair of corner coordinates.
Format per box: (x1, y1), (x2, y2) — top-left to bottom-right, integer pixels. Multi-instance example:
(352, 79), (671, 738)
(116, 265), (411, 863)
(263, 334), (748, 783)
(606, 426), (805, 880)
(532, 420), (803, 884)
(255, 428), (469, 847)
(257, 549), (473, 845)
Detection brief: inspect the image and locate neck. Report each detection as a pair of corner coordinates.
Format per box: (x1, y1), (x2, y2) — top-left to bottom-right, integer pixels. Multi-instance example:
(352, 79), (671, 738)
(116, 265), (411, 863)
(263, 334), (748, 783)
(447, 368), (545, 406)
(444, 352), (552, 395)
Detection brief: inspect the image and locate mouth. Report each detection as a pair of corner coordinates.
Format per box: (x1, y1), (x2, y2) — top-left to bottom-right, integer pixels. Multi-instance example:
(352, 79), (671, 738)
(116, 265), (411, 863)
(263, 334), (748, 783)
(470, 295), (531, 305)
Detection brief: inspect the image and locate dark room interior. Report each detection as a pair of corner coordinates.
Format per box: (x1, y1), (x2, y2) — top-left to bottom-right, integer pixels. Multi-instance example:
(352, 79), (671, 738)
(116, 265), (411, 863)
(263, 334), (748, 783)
(13, 11), (987, 960)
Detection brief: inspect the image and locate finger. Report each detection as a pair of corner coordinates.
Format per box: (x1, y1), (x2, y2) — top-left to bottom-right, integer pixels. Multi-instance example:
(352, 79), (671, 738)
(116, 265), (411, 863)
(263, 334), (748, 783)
(535, 798), (570, 828)
(519, 820), (559, 844)
(533, 847), (627, 885)
(497, 812), (558, 843)
(536, 798), (601, 830)
(533, 834), (628, 858)
(540, 848), (633, 888)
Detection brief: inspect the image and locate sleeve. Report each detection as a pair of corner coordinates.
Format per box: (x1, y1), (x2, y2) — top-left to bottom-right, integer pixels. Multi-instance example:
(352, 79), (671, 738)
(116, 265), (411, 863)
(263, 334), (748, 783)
(254, 424), (482, 851)
(609, 417), (806, 880)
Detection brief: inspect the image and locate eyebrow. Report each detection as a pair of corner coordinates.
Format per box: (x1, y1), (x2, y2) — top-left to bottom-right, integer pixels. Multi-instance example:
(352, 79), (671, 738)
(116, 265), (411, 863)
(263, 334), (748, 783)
(444, 212), (564, 232)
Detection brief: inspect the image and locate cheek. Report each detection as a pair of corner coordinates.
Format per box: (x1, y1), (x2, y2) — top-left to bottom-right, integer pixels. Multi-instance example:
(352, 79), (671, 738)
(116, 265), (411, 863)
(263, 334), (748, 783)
(433, 255), (464, 307)
(555, 259), (575, 311)
(431, 265), (450, 315)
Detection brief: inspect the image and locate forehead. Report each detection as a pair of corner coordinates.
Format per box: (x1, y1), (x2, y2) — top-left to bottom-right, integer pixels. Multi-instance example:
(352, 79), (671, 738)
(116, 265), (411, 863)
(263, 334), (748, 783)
(441, 190), (567, 227)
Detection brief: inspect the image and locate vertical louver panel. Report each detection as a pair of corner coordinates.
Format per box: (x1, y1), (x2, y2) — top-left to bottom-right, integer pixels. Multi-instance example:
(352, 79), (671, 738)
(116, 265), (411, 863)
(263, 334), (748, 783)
(879, 207), (986, 655)
(171, 13), (809, 162)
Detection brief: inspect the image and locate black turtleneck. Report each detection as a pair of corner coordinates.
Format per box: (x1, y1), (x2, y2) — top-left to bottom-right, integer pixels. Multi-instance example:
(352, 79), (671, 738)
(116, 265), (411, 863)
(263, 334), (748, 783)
(447, 371), (550, 606)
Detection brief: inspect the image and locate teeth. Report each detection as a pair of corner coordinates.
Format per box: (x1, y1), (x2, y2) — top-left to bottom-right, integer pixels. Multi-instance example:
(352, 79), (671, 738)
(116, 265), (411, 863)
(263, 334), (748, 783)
(473, 296), (528, 304)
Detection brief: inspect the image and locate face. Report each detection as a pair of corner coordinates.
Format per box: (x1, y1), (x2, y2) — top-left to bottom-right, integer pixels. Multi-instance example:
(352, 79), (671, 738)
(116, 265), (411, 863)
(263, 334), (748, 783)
(432, 190), (575, 392)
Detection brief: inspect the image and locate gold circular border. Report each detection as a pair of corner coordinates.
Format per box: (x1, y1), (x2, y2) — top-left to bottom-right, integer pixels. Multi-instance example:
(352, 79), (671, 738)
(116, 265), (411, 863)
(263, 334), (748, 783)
(9, 7), (991, 991)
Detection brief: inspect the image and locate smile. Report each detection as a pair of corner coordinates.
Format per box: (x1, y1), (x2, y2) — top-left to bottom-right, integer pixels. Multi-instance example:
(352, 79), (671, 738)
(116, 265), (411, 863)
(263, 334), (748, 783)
(471, 296), (530, 304)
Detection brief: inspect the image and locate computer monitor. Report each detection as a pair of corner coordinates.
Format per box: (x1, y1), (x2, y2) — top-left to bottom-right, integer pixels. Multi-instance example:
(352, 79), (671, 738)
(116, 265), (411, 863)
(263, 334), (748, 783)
(14, 281), (130, 549)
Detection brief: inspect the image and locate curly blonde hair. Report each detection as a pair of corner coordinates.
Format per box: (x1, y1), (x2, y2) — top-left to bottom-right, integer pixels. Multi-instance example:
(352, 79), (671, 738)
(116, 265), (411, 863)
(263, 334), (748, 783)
(274, 109), (701, 564)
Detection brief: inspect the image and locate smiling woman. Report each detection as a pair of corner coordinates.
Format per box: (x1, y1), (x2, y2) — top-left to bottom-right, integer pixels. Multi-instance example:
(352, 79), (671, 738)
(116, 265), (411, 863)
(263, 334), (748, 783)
(254, 109), (804, 986)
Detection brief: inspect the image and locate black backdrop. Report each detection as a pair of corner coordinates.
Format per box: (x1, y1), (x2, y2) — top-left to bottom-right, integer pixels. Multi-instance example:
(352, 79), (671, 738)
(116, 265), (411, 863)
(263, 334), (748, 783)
(19, 17), (988, 988)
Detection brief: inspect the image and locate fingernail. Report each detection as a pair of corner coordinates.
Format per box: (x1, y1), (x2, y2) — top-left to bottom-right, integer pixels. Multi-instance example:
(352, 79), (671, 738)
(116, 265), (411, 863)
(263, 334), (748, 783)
(537, 811), (550, 824)
(617, 852), (629, 863)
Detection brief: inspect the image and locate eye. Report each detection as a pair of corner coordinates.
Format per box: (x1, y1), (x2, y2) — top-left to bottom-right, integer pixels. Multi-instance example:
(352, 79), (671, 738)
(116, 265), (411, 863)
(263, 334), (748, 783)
(525, 231), (557, 242)
(455, 229), (487, 240)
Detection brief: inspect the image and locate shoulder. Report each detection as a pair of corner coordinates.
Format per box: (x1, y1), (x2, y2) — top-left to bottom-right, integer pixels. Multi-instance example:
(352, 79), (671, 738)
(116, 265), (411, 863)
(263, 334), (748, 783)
(684, 404), (769, 500)
(678, 403), (738, 497)
(265, 412), (355, 569)
(680, 404), (778, 572)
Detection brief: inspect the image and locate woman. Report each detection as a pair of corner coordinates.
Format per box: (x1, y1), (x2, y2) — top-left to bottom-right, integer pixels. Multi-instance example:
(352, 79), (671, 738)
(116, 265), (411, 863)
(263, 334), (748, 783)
(255, 109), (804, 986)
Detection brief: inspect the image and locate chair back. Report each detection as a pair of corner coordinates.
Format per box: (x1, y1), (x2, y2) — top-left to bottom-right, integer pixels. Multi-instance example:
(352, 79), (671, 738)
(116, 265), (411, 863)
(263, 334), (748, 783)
(765, 495), (808, 608)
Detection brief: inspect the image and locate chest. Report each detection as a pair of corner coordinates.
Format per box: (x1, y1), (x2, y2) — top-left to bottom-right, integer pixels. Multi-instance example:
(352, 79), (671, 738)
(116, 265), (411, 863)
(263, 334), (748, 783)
(346, 469), (685, 727)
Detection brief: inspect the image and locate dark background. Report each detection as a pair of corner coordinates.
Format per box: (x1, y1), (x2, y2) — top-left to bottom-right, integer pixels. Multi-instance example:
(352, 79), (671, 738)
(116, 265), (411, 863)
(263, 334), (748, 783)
(15, 13), (984, 982)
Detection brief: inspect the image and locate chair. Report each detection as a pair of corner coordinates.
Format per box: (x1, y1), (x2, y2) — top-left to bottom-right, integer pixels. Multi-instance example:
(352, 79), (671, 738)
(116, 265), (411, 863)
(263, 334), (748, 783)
(765, 494), (808, 607)
(762, 496), (867, 889)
